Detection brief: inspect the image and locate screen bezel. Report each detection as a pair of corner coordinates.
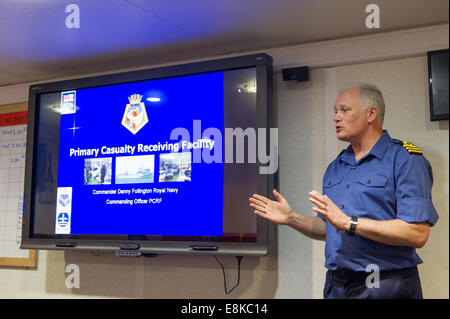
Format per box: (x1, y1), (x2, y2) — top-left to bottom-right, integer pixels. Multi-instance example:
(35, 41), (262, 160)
(21, 53), (275, 256)
(427, 49), (449, 121)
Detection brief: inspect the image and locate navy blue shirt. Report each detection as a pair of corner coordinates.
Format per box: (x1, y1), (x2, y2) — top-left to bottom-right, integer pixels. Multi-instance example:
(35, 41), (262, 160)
(320, 131), (438, 271)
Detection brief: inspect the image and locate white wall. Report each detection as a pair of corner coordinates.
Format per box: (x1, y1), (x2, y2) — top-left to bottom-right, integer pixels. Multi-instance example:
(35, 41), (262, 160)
(0, 25), (448, 299)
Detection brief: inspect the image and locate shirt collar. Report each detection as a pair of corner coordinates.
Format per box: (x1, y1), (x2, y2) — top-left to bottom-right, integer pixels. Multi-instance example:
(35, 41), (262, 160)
(369, 130), (391, 160)
(340, 130), (391, 164)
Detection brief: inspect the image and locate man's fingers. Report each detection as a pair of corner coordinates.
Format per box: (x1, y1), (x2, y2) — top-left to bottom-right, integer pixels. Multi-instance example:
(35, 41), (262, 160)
(312, 206), (327, 216)
(249, 197), (267, 208)
(323, 195), (333, 205)
(249, 201), (265, 211)
(309, 197), (327, 209)
(273, 189), (284, 201)
(253, 209), (267, 219)
(252, 194), (270, 204)
(309, 191), (327, 203)
(309, 190), (324, 199)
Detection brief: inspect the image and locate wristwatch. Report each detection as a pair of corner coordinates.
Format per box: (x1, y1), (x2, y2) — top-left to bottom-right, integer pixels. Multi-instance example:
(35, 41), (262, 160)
(346, 216), (358, 236)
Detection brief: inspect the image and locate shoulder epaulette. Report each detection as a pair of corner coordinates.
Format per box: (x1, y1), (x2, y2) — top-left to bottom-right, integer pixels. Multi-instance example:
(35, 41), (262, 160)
(401, 141), (423, 155)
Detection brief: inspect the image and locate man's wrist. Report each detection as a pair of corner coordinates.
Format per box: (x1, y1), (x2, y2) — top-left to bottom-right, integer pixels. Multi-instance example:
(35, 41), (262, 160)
(285, 209), (295, 226)
(345, 216), (359, 235)
(343, 216), (352, 231)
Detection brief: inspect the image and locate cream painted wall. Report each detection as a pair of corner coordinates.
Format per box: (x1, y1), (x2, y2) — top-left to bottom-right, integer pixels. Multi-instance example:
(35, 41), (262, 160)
(0, 27), (448, 299)
(274, 69), (327, 298)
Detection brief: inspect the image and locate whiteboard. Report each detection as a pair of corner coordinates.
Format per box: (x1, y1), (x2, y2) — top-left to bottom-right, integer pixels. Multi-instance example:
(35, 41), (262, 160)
(0, 108), (36, 267)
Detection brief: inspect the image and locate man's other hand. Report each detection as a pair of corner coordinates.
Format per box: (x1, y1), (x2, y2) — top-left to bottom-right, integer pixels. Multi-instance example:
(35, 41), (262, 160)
(249, 189), (293, 225)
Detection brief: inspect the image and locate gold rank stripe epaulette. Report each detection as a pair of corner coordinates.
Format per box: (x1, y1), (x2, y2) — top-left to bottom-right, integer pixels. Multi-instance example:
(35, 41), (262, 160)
(402, 141), (423, 154)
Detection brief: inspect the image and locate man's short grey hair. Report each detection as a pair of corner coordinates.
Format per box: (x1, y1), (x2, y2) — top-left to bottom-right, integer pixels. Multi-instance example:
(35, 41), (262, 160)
(340, 82), (385, 124)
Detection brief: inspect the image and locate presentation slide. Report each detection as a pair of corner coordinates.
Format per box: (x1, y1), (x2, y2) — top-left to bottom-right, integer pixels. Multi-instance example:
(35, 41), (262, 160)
(55, 72), (224, 236)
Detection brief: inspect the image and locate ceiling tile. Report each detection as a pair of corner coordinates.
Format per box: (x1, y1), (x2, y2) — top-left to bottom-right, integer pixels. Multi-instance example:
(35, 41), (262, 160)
(0, 0), (188, 63)
(0, 0), (61, 20)
(0, 69), (31, 87)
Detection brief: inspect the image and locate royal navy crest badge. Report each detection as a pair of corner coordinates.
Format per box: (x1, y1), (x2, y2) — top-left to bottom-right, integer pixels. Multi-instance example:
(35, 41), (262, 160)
(121, 94), (148, 134)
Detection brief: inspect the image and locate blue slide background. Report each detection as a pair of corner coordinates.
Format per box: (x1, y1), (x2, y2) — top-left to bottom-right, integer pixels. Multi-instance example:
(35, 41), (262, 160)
(57, 72), (224, 235)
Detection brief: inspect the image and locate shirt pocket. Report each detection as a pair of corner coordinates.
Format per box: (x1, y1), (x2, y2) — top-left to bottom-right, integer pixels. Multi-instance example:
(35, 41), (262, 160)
(356, 174), (388, 188)
(323, 175), (344, 198)
(354, 174), (390, 214)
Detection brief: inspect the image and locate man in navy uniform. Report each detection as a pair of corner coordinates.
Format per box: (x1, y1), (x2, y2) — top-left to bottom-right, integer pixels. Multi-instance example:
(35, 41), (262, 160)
(250, 83), (438, 298)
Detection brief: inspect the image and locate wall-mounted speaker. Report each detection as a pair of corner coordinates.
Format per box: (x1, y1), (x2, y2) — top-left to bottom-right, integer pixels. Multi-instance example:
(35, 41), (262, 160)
(282, 66), (309, 82)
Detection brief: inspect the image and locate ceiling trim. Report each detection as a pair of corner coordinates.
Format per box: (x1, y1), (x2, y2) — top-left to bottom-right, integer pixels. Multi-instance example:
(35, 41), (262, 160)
(1, 24), (448, 105)
(261, 24), (449, 71)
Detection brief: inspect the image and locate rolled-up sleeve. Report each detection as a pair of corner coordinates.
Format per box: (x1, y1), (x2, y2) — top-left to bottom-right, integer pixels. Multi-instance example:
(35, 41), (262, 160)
(395, 152), (439, 226)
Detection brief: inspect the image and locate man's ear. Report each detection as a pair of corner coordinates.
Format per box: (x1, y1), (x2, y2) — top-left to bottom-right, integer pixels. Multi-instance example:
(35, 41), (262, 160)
(367, 106), (378, 124)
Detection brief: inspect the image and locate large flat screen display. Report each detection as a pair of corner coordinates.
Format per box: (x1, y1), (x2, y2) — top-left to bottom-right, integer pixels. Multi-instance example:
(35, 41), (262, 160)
(21, 53), (275, 256)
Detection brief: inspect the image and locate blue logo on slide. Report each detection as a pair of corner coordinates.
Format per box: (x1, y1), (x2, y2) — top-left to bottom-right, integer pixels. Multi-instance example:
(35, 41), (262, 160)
(59, 194), (70, 207)
(57, 213), (69, 228)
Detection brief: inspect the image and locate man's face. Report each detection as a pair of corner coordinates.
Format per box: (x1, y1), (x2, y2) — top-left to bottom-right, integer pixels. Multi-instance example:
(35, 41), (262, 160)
(333, 88), (369, 142)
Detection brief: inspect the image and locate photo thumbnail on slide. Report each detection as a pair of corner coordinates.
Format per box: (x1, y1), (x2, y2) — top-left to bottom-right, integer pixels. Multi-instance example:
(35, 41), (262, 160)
(159, 152), (191, 182)
(116, 154), (155, 184)
(84, 157), (112, 185)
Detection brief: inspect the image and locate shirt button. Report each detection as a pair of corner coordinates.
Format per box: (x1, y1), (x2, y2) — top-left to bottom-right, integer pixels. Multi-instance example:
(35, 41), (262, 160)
(351, 166), (356, 169)
(340, 204), (344, 209)
(345, 184), (350, 188)
(337, 250), (342, 255)
(367, 180), (371, 184)
(328, 181), (331, 185)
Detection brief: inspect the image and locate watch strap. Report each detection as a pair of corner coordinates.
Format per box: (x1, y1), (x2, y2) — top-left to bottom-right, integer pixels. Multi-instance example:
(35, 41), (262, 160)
(346, 216), (358, 236)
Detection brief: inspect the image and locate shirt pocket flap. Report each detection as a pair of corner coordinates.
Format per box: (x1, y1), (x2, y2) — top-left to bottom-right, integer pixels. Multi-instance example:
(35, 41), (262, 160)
(356, 174), (388, 187)
(323, 175), (344, 188)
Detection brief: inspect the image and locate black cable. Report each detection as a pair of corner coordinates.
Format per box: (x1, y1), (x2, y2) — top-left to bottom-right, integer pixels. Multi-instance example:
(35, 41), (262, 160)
(214, 255), (243, 295)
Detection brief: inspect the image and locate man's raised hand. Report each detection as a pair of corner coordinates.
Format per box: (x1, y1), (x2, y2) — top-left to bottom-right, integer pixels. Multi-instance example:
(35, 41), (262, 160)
(249, 189), (293, 225)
